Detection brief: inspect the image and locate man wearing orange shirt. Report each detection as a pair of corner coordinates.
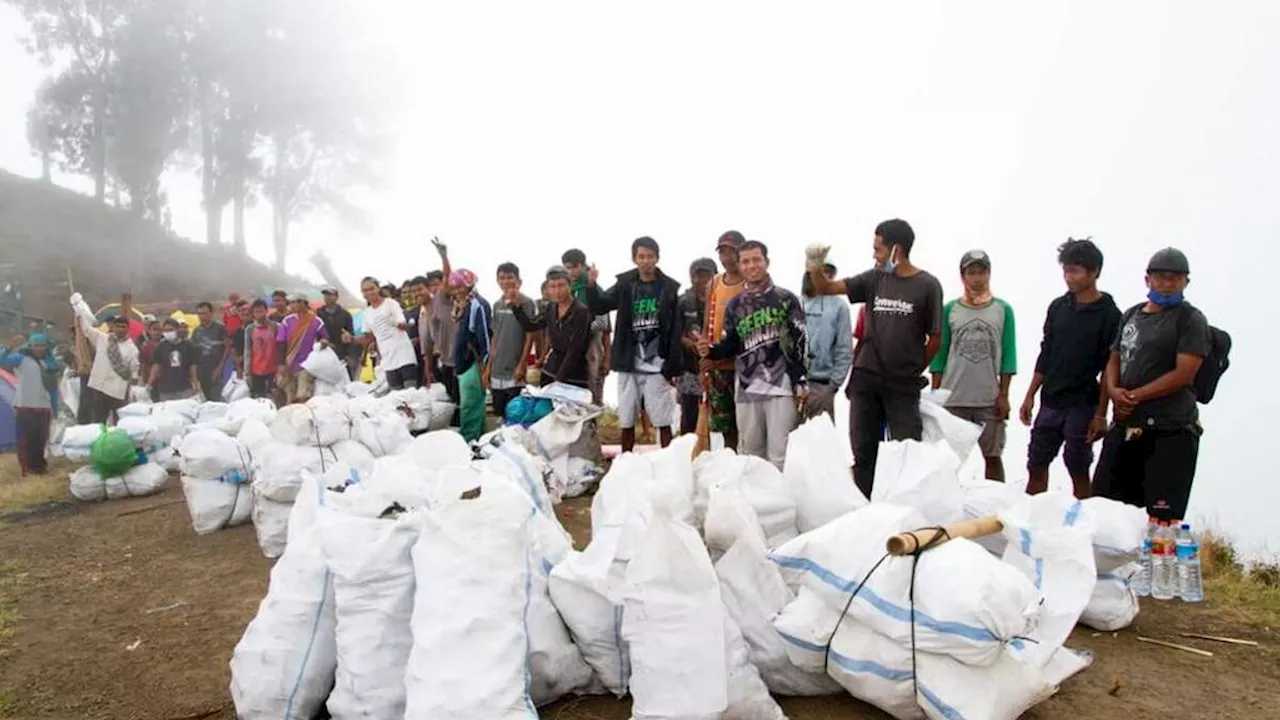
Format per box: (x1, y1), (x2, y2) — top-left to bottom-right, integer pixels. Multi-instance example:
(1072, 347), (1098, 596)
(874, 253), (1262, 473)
(700, 230), (747, 450)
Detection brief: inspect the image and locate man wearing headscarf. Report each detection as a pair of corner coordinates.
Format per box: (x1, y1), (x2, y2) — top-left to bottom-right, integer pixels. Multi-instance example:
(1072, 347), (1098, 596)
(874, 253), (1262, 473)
(71, 293), (140, 424)
(1, 333), (61, 474)
(448, 266), (493, 441)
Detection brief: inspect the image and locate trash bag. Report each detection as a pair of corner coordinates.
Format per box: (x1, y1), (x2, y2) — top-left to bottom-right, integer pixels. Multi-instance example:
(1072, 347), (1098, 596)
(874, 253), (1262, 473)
(784, 415), (867, 533)
(1080, 563), (1141, 631)
(70, 462), (168, 502)
(504, 394), (554, 427)
(61, 423), (106, 462)
(90, 428), (143, 478)
(300, 345), (350, 387)
(870, 440), (964, 526)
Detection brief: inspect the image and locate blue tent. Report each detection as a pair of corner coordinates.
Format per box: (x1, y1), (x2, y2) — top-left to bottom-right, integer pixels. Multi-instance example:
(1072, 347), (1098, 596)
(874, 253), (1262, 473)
(0, 368), (16, 452)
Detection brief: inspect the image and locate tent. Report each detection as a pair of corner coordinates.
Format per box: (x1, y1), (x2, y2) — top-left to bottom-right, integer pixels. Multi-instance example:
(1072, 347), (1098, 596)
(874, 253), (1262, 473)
(0, 368), (15, 452)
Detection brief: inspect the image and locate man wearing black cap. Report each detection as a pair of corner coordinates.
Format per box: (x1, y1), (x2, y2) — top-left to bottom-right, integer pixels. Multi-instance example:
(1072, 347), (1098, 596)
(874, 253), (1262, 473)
(930, 250), (1018, 481)
(1093, 248), (1211, 522)
(678, 257), (718, 434)
(317, 286), (357, 380)
(806, 219), (944, 496)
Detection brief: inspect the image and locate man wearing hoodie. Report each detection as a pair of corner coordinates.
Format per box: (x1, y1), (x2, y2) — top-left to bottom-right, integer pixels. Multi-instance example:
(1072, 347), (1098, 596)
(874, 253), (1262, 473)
(1020, 238), (1122, 498)
(699, 240), (808, 469)
(585, 236), (683, 451)
(1, 333), (60, 475)
(801, 262), (853, 420)
(930, 250), (1018, 482)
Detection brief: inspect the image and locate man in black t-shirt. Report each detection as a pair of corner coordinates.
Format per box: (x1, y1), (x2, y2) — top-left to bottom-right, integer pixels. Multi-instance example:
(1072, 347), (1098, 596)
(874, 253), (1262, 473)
(1092, 248), (1211, 522)
(147, 318), (200, 401)
(806, 219), (944, 496)
(677, 258), (716, 434)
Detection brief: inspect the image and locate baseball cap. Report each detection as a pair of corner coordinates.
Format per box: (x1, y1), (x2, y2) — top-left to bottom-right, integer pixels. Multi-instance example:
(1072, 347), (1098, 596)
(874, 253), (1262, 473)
(546, 264), (569, 279)
(320, 285), (339, 296)
(690, 258), (717, 275)
(1147, 247), (1190, 274)
(716, 230), (745, 250)
(960, 249), (991, 272)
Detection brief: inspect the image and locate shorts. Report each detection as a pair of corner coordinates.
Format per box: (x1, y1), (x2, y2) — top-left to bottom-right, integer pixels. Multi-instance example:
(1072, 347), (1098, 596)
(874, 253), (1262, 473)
(1092, 424), (1200, 522)
(616, 372), (676, 428)
(1028, 403), (1095, 477)
(947, 406), (1006, 458)
(708, 367), (737, 435)
(384, 363), (420, 391)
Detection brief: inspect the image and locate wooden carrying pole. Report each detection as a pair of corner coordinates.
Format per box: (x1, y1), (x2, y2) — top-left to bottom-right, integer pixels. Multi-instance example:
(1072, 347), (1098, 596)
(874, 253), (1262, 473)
(67, 267), (92, 375)
(886, 516), (1005, 556)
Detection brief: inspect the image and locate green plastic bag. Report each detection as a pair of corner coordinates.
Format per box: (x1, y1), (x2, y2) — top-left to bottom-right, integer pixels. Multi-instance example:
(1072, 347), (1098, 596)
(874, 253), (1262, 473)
(90, 428), (142, 479)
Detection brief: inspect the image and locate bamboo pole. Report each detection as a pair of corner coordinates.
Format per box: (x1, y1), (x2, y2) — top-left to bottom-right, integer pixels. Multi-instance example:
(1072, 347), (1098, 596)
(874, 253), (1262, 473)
(886, 516), (1005, 556)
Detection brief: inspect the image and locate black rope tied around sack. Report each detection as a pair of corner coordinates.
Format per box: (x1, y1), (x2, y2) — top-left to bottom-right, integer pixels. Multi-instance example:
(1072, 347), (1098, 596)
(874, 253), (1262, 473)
(303, 404), (330, 473)
(821, 525), (951, 710)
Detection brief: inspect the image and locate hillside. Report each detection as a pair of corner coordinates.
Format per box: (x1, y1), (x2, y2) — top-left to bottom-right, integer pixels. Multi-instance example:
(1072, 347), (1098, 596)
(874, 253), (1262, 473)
(0, 170), (343, 337)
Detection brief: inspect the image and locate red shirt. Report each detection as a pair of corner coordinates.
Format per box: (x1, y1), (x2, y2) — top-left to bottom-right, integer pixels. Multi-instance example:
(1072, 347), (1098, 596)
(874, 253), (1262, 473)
(223, 306), (243, 334)
(249, 323), (281, 376)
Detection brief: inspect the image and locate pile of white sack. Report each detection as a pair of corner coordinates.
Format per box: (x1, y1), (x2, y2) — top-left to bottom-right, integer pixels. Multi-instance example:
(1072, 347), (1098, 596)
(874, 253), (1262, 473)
(61, 403), (191, 501)
(227, 396), (1125, 720)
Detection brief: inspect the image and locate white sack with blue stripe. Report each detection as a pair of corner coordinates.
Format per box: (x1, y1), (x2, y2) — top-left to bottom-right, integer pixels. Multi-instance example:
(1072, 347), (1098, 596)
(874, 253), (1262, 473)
(350, 409), (413, 457)
(959, 479), (1023, 556)
(771, 503), (1040, 666)
(1081, 562), (1141, 631)
(1079, 497), (1149, 573)
(404, 468), (537, 720)
(998, 493), (1098, 666)
(230, 470), (337, 720)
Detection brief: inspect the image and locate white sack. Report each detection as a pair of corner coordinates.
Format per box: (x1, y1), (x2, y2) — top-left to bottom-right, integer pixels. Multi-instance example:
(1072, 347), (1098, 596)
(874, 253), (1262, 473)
(784, 415), (867, 533)
(179, 428), (253, 482)
(591, 434), (698, 564)
(181, 474), (253, 533)
(530, 402), (603, 483)
(219, 397), (277, 435)
(272, 401), (351, 447)
(58, 369), (81, 419)
(252, 487), (293, 559)
(69, 462), (168, 502)
(319, 507), (419, 720)
(61, 423), (105, 462)
(117, 401), (153, 418)
(128, 385), (152, 404)
(196, 401), (230, 424)
(154, 397), (201, 422)
(300, 345), (349, 387)
(697, 450), (798, 550)
(344, 381), (373, 397)
(919, 390), (983, 461)
(405, 430), (472, 470)
(230, 473), (336, 720)
(1081, 563), (1141, 631)
(476, 435), (560, 513)
(566, 456), (604, 498)
(704, 482), (769, 560)
(771, 504), (1039, 666)
(116, 413), (185, 452)
(380, 387), (436, 433)
(526, 557), (595, 706)
(237, 417), (273, 455)
(548, 552), (631, 697)
(623, 496), (728, 720)
(871, 440), (964, 525)
(960, 479), (1024, 556)
(222, 376), (250, 403)
(148, 445), (181, 473)
(405, 472), (536, 719)
(717, 540), (841, 696)
(1080, 496), (1149, 573)
(721, 606), (789, 720)
(351, 411), (413, 457)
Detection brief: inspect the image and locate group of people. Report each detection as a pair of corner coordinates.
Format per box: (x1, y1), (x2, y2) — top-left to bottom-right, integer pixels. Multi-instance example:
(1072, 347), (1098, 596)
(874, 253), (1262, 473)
(4, 222), (1219, 526)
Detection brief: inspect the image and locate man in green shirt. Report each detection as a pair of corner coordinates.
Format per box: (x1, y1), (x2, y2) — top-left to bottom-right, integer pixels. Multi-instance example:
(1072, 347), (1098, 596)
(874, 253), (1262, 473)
(929, 250), (1017, 481)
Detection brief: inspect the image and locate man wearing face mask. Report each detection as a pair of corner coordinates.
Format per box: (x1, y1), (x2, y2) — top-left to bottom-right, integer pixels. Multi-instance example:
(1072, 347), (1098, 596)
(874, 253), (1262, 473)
(806, 219), (944, 497)
(1092, 248), (1212, 522)
(148, 318), (200, 402)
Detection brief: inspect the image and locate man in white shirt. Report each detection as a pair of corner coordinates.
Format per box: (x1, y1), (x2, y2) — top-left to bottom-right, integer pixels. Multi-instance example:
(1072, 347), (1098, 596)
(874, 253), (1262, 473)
(71, 293), (140, 424)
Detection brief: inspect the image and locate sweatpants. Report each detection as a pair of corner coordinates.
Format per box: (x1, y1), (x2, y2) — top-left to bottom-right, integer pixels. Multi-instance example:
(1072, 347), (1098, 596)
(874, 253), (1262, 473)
(15, 407), (51, 474)
(848, 370), (923, 497)
(736, 396), (797, 470)
(1092, 424), (1201, 522)
(458, 364), (486, 442)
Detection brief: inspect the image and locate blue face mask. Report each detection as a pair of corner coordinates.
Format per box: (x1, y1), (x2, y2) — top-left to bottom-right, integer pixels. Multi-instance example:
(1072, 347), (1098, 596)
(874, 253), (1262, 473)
(880, 245), (899, 274)
(1147, 289), (1184, 307)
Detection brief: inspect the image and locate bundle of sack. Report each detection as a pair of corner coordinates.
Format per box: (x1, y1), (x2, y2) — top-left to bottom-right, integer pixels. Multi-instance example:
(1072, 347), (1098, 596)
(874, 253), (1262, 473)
(501, 383), (607, 499)
(230, 429), (600, 719)
(67, 425), (169, 502)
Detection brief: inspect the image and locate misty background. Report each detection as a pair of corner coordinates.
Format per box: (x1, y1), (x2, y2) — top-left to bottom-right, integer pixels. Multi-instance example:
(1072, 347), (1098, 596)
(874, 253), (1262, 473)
(1, 1), (1275, 554)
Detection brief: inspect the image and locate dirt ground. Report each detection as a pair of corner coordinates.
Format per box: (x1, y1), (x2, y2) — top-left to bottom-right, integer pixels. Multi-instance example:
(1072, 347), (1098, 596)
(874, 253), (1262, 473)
(0, 458), (1277, 720)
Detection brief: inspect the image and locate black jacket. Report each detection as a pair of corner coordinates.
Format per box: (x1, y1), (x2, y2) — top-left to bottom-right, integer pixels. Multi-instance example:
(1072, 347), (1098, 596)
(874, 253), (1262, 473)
(585, 268), (683, 379)
(1034, 291), (1122, 408)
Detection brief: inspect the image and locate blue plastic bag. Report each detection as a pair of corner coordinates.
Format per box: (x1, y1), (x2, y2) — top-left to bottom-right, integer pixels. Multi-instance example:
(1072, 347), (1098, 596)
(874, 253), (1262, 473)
(504, 395), (554, 427)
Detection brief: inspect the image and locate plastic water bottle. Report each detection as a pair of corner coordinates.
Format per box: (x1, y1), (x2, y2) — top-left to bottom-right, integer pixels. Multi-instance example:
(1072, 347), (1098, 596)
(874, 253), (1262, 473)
(1176, 523), (1204, 602)
(1151, 522), (1177, 600)
(1134, 517), (1156, 597)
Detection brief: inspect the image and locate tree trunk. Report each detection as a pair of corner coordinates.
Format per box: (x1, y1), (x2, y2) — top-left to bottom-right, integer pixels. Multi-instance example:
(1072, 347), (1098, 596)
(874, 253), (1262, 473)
(233, 181), (246, 253)
(199, 74), (219, 245)
(40, 150), (51, 182)
(92, 74), (107, 203)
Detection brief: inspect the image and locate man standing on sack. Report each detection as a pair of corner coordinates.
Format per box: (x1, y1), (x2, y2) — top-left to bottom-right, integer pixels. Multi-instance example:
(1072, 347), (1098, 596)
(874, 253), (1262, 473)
(805, 219), (944, 497)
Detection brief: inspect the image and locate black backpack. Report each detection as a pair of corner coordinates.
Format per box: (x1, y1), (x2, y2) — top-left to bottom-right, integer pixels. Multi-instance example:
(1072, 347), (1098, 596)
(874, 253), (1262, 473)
(1121, 302), (1230, 404)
